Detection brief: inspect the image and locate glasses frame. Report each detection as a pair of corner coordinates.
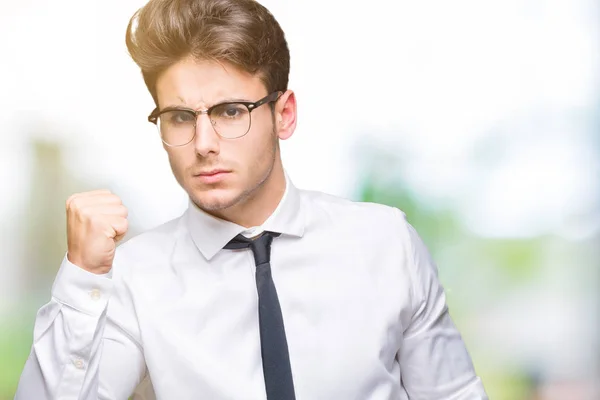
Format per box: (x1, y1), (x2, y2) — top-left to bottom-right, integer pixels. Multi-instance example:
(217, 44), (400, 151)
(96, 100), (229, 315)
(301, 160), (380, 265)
(147, 91), (282, 147)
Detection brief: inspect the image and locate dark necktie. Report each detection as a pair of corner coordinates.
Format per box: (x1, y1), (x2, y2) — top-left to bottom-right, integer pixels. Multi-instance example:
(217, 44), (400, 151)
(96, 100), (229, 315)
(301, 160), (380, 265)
(224, 232), (296, 400)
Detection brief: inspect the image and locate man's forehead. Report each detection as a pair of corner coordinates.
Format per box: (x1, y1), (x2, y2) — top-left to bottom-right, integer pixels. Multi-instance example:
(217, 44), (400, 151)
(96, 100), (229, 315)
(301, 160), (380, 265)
(156, 60), (263, 107)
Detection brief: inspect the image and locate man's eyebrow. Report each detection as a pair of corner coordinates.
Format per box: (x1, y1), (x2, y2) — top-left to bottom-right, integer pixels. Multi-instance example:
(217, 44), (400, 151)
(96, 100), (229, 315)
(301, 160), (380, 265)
(218, 97), (251, 103)
(188, 97), (254, 107)
(160, 105), (195, 112)
(160, 97), (253, 112)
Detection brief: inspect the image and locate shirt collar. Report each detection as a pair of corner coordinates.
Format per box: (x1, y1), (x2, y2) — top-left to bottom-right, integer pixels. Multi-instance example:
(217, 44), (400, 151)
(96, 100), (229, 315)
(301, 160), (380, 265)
(186, 172), (305, 261)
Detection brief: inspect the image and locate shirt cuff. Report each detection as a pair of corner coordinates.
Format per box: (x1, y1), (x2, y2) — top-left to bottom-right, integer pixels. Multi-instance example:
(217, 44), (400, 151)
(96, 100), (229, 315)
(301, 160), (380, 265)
(51, 254), (115, 316)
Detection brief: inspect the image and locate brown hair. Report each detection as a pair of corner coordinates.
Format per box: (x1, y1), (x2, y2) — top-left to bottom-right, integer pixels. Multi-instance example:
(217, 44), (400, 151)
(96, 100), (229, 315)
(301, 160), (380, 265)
(125, 0), (290, 105)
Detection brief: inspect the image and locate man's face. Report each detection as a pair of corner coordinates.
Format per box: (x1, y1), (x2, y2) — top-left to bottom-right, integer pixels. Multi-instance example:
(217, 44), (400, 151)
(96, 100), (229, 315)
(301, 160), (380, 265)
(155, 58), (280, 214)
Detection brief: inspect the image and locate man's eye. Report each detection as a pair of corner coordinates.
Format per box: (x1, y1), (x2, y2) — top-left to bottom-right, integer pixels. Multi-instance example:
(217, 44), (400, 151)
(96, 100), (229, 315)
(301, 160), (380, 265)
(164, 111), (195, 124)
(214, 104), (248, 119)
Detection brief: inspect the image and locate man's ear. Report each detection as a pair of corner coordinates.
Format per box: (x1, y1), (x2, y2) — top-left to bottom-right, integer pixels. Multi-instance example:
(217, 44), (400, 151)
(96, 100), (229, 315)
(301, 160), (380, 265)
(275, 90), (297, 140)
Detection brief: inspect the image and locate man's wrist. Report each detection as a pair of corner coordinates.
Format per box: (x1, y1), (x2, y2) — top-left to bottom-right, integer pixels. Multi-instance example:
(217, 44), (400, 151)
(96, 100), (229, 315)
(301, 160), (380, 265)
(52, 254), (114, 316)
(66, 252), (112, 275)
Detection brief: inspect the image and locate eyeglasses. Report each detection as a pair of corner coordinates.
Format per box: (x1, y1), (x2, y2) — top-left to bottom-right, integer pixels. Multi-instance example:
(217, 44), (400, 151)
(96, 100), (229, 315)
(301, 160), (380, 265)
(147, 91), (282, 147)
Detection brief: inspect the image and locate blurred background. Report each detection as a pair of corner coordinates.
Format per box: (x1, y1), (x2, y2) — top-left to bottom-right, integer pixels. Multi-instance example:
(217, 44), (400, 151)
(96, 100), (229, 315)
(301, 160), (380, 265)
(1, 0), (599, 398)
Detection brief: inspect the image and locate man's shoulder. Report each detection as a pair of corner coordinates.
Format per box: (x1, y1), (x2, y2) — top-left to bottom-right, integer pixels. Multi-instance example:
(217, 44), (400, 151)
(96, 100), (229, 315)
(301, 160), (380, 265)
(298, 188), (415, 259)
(298, 188), (407, 225)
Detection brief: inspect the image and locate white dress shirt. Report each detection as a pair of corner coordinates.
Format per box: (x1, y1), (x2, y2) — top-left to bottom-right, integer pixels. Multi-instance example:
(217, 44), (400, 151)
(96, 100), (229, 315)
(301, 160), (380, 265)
(16, 174), (488, 400)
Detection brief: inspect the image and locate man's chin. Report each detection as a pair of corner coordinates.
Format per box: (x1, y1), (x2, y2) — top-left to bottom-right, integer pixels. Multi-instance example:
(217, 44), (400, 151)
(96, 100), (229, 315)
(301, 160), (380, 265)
(189, 189), (240, 213)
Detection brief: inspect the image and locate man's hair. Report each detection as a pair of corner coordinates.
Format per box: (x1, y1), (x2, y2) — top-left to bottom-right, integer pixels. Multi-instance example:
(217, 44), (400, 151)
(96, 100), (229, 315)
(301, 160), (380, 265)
(125, 0), (290, 105)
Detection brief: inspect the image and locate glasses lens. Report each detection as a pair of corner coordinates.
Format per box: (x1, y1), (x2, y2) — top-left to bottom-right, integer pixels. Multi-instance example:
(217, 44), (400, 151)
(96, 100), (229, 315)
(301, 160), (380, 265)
(210, 103), (251, 139)
(157, 110), (196, 146)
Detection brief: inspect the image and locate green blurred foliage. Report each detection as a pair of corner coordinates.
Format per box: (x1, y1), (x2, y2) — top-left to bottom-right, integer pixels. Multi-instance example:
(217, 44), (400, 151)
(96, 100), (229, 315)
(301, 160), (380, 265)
(0, 315), (32, 400)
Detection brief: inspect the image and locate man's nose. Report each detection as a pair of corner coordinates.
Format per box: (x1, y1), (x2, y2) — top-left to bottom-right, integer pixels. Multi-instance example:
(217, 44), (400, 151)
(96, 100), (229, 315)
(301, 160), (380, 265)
(194, 113), (220, 157)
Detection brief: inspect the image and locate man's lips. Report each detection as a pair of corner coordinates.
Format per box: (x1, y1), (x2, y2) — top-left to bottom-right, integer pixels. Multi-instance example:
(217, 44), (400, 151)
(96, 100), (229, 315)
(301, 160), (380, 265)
(195, 169), (230, 176)
(193, 170), (231, 183)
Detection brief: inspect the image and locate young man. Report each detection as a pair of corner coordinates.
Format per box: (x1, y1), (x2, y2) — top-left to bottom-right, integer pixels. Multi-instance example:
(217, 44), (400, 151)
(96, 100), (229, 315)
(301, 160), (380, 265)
(16, 0), (488, 398)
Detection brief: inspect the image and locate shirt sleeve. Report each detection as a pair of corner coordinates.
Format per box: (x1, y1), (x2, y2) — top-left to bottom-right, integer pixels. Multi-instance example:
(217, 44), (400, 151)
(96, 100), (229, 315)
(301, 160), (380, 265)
(15, 254), (147, 400)
(396, 210), (489, 399)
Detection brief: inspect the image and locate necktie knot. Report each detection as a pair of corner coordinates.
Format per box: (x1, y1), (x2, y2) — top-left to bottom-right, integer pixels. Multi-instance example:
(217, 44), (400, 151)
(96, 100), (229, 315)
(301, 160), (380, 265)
(224, 232), (281, 266)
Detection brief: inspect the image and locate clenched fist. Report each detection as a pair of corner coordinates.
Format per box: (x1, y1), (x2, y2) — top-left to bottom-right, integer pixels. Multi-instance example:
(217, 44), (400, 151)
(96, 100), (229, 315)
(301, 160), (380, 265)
(66, 190), (128, 274)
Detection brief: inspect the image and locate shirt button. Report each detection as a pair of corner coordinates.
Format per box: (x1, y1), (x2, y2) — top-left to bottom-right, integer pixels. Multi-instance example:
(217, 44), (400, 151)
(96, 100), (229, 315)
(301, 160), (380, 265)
(89, 289), (102, 301)
(73, 358), (85, 369)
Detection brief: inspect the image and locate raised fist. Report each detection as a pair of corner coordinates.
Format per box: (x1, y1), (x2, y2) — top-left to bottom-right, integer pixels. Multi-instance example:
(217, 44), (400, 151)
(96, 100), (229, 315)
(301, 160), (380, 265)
(65, 190), (128, 274)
